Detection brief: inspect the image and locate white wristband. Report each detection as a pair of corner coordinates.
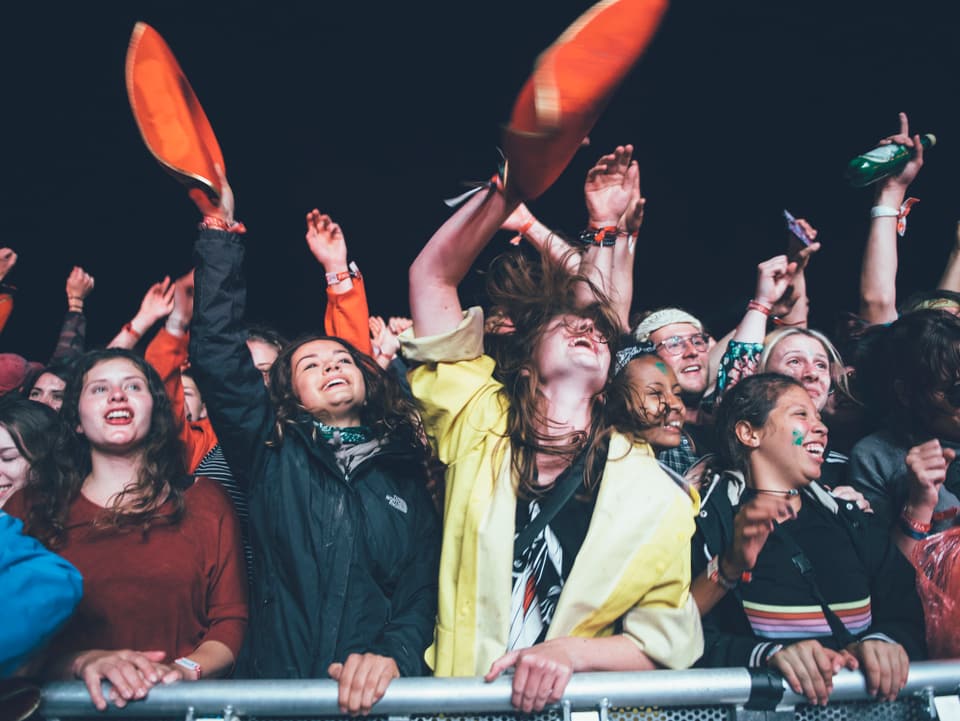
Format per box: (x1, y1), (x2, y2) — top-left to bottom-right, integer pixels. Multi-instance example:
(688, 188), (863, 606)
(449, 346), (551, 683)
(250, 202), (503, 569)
(870, 205), (899, 218)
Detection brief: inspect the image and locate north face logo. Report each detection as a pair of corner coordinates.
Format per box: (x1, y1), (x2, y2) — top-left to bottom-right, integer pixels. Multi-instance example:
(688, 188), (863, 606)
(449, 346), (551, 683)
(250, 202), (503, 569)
(386, 494), (408, 514)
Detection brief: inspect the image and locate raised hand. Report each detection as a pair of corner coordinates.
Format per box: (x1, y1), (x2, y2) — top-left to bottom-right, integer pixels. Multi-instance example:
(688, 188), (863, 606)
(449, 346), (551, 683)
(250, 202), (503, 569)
(388, 317), (413, 336)
(188, 163), (236, 224)
(877, 112), (924, 195)
(167, 270), (196, 335)
(725, 494), (796, 576)
(0, 248), (17, 282)
(787, 218), (822, 272)
(584, 145), (636, 227)
(137, 277), (176, 328)
(754, 255), (799, 310)
(369, 315), (400, 369)
(66, 266), (95, 312)
(305, 209), (348, 271)
(904, 439), (954, 513)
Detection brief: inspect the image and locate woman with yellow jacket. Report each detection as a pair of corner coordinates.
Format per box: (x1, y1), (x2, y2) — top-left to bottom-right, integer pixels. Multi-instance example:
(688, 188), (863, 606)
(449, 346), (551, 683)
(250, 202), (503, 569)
(403, 159), (703, 712)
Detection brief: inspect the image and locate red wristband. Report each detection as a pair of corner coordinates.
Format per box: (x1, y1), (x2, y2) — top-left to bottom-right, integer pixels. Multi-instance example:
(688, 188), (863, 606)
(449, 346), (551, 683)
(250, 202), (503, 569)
(747, 299), (772, 316)
(124, 322), (142, 341)
(199, 215), (247, 235)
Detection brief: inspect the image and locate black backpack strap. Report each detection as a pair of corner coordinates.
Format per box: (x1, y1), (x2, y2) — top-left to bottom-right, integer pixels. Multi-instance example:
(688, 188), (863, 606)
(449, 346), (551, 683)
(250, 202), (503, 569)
(514, 438), (608, 553)
(773, 523), (858, 648)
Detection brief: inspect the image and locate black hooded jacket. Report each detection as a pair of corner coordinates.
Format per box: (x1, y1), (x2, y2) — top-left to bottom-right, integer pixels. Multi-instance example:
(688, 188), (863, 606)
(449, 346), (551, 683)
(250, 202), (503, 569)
(190, 229), (440, 678)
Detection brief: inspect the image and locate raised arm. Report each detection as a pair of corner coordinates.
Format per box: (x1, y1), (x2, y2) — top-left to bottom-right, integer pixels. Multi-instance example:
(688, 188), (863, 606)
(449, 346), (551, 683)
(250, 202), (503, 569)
(578, 144), (640, 330)
(144, 271), (218, 473)
(773, 219), (821, 329)
(500, 203), (579, 271)
(0, 248), (17, 335)
(859, 112), (924, 325)
(937, 222), (960, 292)
(710, 255), (797, 398)
(305, 209), (373, 355)
(409, 184), (516, 337)
(48, 266), (95, 363)
(188, 168), (274, 479)
(107, 276), (175, 349)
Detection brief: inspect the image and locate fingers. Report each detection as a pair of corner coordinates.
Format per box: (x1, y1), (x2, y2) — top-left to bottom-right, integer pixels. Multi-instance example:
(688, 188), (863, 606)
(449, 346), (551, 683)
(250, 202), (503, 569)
(336, 654), (361, 713)
(485, 650), (519, 682)
(334, 655), (398, 716)
(511, 654), (535, 711)
(101, 660), (147, 708)
(81, 667), (109, 712)
(345, 656), (375, 715)
(771, 643), (834, 706)
(898, 111), (910, 138)
(370, 664), (398, 712)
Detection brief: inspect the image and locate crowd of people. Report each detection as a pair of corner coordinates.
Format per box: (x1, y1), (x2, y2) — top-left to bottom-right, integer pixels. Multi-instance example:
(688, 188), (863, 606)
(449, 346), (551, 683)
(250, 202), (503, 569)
(1, 111), (959, 716)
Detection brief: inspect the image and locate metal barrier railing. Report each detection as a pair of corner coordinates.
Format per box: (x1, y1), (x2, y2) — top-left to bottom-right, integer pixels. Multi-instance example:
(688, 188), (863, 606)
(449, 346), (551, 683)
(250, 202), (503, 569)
(39, 661), (960, 721)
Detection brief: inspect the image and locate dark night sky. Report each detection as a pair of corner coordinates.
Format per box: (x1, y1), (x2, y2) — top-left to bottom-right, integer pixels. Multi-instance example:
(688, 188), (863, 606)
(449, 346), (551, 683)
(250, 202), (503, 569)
(2, 1), (960, 360)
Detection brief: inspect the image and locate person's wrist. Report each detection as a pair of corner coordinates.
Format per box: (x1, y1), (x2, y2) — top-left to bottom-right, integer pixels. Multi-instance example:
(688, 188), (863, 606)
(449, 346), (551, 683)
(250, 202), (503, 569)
(875, 185), (907, 207)
(903, 499), (936, 520)
(321, 261), (349, 274)
(166, 314), (189, 336)
(588, 217), (619, 229)
(70, 650), (93, 678)
(129, 315), (151, 337)
(719, 552), (744, 581)
(67, 295), (84, 312)
(747, 298), (773, 316)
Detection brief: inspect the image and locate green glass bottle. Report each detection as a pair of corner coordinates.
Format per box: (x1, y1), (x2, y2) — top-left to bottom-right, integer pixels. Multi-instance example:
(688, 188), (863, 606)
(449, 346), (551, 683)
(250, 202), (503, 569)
(845, 134), (936, 187)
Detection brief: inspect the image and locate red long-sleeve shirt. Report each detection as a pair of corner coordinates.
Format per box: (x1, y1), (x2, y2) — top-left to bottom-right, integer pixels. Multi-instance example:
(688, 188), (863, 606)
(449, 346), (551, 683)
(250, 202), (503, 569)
(7, 478), (248, 670)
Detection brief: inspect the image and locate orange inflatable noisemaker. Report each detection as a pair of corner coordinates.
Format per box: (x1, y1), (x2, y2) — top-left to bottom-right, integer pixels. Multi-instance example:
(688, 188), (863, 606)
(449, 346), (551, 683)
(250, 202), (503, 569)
(125, 22), (225, 201)
(503, 0), (669, 201)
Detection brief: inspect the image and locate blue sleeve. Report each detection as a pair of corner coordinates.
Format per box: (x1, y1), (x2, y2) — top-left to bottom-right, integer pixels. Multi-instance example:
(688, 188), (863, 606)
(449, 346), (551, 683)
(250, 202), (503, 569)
(0, 511), (83, 677)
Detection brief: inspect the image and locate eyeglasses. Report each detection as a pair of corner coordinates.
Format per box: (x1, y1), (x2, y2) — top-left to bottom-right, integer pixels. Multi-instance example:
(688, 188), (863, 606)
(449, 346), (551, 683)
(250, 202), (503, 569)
(654, 333), (709, 356)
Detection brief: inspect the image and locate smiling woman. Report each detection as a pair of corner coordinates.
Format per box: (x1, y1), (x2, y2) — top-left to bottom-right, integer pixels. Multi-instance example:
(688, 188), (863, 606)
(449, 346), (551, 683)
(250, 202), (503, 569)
(5, 348), (248, 710)
(690, 374), (926, 706)
(188, 170), (441, 716)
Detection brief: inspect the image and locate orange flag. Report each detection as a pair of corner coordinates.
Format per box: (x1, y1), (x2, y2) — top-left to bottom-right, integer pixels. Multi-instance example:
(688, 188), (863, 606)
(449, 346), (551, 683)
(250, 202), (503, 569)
(503, 0), (669, 201)
(126, 22), (226, 201)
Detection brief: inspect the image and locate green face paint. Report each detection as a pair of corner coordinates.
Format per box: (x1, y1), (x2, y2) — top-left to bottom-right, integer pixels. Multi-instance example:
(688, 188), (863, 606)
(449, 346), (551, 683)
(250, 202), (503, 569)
(792, 429), (804, 446)
(655, 361), (668, 374)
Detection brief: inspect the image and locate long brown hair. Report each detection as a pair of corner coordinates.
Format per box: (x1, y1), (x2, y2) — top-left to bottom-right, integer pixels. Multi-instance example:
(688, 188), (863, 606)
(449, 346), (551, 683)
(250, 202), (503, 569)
(482, 250), (624, 497)
(26, 349), (187, 549)
(267, 334), (428, 457)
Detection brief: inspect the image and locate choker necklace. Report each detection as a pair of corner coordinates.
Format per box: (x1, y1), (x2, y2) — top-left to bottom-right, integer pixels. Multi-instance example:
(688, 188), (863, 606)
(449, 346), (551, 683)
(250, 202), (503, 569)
(753, 488), (799, 497)
(313, 421), (372, 445)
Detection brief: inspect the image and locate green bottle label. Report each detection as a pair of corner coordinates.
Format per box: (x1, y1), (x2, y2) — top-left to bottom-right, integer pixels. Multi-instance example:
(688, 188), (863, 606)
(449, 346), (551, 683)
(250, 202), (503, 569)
(860, 144), (902, 163)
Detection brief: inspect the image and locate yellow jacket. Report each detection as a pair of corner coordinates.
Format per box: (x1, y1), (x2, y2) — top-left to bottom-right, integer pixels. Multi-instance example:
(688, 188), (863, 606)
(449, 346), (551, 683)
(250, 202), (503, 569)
(401, 308), (703, 677)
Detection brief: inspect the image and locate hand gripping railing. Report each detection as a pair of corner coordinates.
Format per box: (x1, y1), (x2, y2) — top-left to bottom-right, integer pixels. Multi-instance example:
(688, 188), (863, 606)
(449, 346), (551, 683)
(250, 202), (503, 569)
(39, 661), (960, 721)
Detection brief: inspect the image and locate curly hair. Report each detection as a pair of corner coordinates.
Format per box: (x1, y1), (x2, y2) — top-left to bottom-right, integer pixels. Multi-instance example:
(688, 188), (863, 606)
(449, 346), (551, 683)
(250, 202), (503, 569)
(604, 351), (680, 445)
(480, 249), (625, 497)
(25, 349), (187, 549)
(875, 310), (960, 441)
(267, 334), (428, 458)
